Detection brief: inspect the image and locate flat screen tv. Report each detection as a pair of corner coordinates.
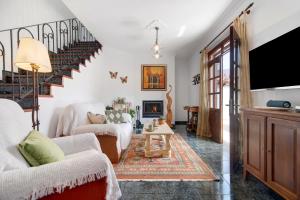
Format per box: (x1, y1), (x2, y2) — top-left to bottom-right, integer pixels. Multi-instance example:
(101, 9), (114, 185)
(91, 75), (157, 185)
(249, 27), (300, 90)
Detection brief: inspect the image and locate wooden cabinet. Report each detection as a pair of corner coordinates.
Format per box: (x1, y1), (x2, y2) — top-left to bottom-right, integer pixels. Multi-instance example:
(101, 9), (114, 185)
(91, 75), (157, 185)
(244, 114), (266, 181)
(184, 106), (199, 132)
(242, 109), (300, 200)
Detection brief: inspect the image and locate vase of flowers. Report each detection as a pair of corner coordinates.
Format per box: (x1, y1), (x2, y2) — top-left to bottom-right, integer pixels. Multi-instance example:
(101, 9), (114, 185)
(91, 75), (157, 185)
(114, 97), (126, 104)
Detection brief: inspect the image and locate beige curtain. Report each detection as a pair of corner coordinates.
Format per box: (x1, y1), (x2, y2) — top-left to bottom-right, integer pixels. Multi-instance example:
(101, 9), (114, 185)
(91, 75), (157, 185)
(197, 49), (211, 137)
(233, 12), (252, 109)
(233, 12), (253, 160)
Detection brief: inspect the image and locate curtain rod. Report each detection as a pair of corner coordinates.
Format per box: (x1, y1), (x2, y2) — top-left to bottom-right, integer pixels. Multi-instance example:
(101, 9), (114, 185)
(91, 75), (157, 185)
(199, 2), (254, 54)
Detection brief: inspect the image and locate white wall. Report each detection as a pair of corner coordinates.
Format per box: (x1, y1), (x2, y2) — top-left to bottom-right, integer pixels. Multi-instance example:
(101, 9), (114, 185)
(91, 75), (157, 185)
(0, 0), (74, 30)
(175, 56), (189, 121)
(188, 52), (200, 106)
(186, 0), (300, 107)
(32, 46), (175, 137)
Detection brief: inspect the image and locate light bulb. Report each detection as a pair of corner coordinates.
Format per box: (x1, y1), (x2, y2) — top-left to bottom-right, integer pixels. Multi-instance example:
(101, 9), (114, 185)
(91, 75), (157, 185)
(154, 52), (160, 59)
(153, 44), (160, 52)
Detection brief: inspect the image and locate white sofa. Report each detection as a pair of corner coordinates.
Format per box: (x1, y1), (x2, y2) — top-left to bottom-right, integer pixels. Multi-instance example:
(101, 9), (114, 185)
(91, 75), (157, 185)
(56, 102), (133, 163)
(0, 99), (121, 200)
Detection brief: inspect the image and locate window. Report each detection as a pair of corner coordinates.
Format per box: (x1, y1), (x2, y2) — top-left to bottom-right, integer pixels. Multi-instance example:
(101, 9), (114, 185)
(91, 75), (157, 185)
(208, 38), (230, 109)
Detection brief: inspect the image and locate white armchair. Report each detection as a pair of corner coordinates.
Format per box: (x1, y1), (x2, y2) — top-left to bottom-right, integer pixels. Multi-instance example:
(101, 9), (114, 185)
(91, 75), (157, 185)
(0, 99), (121, 200)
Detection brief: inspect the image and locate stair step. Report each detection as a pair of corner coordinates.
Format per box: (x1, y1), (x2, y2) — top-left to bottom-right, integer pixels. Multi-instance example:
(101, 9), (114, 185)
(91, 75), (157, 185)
(73, 43), (101, 47)
(50, 54), (89, 59)
(59, 50), (97, 54)
(0, 93), (52, 98)
(0, 86), (51, 96)
(76, 44), (102, 48)
(52, 64), (80, 69)
(50, 55), (91, 61)
(54, 52), (95, 57)
(52, 50), (95, 55)
(0, 96), (51, 110)
(72, 46), (100, 49)
(50, 55), (80, 59)
(61, 44), (99, 48)
(5, 74), (63, 85)
(68, 41), (101, 46)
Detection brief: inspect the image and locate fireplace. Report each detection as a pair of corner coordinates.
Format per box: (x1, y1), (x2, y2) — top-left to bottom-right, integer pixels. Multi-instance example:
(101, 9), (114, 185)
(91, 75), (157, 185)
(142, 100), (164, 118)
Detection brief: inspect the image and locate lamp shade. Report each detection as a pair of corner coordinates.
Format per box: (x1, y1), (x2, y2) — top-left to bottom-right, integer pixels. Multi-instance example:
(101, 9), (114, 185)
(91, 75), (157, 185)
(15, 37), (52, 73)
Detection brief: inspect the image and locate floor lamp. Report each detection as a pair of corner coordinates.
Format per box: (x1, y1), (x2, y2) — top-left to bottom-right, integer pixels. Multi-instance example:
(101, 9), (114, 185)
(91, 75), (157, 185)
(15, 38), (52, 130)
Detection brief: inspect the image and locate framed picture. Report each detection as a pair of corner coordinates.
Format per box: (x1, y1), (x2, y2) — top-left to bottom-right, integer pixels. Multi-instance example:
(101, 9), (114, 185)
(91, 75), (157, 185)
(141, 64), (167, 91)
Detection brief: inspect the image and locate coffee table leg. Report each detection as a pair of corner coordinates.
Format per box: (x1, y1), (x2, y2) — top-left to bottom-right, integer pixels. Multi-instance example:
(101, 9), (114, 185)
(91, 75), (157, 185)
(145, 135), (151, 157)
(162, 135), (171, 158)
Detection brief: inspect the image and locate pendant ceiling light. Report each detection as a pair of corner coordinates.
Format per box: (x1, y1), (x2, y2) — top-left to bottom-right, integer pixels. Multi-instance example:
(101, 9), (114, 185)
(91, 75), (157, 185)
(153, 26), (161, 59)
(145, 19), (166, 59)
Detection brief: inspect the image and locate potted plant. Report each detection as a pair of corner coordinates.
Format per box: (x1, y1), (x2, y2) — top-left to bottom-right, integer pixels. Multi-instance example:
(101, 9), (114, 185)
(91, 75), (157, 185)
(129, 109), (136, 119)
(158, 116), (165, 125)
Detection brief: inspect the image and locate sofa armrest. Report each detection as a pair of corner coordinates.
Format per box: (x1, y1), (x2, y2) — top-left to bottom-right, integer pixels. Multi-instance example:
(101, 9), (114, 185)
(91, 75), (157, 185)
(0, 150), (121, 200)
(71, 124), (121, 138)
(52, 133), (102, 155)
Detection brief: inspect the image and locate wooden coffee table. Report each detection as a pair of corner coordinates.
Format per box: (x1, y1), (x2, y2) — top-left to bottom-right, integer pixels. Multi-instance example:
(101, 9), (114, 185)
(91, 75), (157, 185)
(142, 123), (174, 158)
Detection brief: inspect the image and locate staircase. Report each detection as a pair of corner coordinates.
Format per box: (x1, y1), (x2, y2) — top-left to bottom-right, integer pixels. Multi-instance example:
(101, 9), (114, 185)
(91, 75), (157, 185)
(0, 18), (102, 110)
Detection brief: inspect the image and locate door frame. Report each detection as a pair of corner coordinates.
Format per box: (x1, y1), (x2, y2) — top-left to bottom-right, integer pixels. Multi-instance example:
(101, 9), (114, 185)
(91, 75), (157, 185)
(207, 37), (230, 144)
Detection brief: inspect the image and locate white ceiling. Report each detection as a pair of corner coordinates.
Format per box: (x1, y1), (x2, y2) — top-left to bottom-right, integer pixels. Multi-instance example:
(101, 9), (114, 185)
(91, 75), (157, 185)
(62, 0), (234, 57)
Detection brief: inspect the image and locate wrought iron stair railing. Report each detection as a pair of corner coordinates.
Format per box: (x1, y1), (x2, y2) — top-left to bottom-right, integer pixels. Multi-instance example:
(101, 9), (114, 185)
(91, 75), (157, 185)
(0, 18), (102, 109)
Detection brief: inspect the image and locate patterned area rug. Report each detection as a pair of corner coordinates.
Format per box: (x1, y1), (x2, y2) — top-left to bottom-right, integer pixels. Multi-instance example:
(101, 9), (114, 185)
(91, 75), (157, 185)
(113, 134), (218, 181)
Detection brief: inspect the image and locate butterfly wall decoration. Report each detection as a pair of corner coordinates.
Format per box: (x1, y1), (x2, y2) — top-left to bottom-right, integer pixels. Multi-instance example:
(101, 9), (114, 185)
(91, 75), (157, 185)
(120, 76), (128, 84)
(109, 71), (118, 79)
(192, 74), (200, 85)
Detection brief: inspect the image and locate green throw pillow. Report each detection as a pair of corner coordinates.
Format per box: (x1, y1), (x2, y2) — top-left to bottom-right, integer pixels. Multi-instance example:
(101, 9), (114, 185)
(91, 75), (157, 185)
(18, 130), (64, 166)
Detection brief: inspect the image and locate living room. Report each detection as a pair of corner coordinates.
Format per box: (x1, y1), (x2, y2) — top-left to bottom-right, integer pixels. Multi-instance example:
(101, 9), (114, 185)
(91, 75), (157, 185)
(1, 0), (300, 199)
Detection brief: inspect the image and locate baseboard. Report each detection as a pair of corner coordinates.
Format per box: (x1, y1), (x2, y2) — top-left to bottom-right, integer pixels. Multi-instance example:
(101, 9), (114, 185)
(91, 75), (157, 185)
(175, 121), (187, 125)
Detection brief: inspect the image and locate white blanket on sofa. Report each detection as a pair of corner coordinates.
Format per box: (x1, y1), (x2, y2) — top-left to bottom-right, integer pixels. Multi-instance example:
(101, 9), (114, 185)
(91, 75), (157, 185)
(0, 150), (121, 200)
(71, 124), (122, 137)
(71, 122), (132, 150)
(56, 103), (100, 137)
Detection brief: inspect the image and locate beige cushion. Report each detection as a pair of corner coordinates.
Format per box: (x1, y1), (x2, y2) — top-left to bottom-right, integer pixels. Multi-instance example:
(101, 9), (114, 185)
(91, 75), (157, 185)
(87, 112), (107, 124)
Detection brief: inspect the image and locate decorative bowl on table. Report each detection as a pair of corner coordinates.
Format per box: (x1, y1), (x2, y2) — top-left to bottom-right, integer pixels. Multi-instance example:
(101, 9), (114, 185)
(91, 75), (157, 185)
(158, 116), (166, 125)
(158, 118), (165, 125)
(145, 128), (154, 132)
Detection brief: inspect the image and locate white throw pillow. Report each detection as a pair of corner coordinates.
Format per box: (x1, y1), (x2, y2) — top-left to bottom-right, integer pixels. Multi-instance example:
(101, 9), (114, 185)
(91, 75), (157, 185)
(122, 113), (132, 124)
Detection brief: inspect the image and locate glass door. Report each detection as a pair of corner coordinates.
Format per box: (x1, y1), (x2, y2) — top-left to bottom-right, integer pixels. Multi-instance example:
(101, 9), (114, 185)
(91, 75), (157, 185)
(208, 54), (223, 144)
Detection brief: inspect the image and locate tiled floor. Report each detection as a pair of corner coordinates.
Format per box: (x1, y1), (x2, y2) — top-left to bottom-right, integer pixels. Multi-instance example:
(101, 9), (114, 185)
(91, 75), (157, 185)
(119, 125), (283, 200)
